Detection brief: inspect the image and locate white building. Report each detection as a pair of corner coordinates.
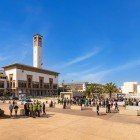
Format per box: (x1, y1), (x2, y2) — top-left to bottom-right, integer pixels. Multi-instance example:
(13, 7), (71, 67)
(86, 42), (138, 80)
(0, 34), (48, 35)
(137, 85), (140, 94)
(3, 63), (59, 97)
(1, 34), (59, 97)
(121, 82), (138, 94)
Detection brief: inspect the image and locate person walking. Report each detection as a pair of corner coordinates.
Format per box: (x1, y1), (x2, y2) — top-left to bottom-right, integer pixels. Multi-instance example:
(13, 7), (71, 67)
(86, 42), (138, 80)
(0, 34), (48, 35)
(114, 101), (119, 112)
(24, 103), (28, 116)
(13, 100), (15, 107)
(63, 98), (66, 109)
(108, 101), (111, 113)
(96, 102), (100, 115)
(33, 103), (37, 118)
(29, 103), (33, 117)
(42, 102), (46, 115)
(106, 99), (109, 113)
(26, 103), (30, 116)
(9, 103), (13, 117)
(37, 103), (42, 117)
(14, 104), (19, 117)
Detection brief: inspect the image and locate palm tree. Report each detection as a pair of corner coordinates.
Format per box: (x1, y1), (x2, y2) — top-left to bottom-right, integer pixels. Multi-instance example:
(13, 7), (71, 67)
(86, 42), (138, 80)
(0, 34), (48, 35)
(87, 83), (99, 98)
(84, 89), (91, 98)
(104, 82), (118, 98)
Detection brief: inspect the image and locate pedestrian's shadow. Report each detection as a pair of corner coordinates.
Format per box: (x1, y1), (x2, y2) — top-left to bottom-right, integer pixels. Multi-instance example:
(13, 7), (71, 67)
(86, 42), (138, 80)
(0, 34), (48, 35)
(7, 113), (55, 119)
(99, 113), (107, 116)
(0, 114), (10, 119)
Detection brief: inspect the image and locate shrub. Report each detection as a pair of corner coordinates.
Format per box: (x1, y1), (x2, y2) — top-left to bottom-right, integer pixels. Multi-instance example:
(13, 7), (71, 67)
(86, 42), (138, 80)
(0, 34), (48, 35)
(0, 108), (4, 116)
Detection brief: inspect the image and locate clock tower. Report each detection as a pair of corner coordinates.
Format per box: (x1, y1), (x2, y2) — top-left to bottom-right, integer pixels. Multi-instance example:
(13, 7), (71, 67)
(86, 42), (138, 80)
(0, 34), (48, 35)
(33, 34), (43, 69)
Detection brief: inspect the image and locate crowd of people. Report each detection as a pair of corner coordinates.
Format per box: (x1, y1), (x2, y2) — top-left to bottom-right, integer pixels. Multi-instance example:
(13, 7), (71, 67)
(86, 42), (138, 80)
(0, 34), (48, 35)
(58, 97), (119, 115)
(23, 101), (46, 118)
(124, 98), (140, 106)
(9, 100), (19, 117)
(8, 100), (46, 118)
(6, 97), (140, 117)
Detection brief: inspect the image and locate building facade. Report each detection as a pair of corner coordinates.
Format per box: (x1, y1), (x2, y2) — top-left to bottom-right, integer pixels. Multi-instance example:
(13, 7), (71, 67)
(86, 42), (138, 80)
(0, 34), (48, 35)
(3, 63), (59, 97)
(121, 82), (138, 94)
(0, 70), (7, 96)
(62, 82), (88, 92)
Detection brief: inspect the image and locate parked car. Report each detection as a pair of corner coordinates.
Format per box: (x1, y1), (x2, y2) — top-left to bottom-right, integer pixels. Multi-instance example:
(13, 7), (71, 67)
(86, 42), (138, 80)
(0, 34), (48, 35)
(21, 98), (32, 105)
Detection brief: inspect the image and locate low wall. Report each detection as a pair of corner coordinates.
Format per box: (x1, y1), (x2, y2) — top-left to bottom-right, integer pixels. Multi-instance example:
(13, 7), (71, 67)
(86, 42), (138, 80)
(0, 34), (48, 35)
(126, 106), (140, 111)
(119, 109), (140, 116)
(71, 105), (82, 110)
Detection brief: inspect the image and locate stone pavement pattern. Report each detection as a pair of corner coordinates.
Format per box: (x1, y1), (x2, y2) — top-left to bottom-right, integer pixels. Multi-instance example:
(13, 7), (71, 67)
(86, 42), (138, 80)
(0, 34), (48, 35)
(0, 103), (140, 140)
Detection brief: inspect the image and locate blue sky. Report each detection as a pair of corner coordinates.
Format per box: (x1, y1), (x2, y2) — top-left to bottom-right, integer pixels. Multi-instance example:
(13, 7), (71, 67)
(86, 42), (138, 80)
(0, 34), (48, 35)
(0, 0), (140, 86)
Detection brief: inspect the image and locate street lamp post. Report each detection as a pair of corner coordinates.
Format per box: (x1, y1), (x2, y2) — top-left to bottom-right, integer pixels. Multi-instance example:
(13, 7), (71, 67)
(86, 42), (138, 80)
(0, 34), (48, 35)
(62, 80), (65, 92)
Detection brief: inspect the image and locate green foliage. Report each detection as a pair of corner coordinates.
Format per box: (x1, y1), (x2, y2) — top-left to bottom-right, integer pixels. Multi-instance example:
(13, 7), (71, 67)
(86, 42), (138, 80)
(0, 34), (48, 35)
(84, 90), (90, 98)
(85, 82), (118, 98)
(3, 91), (11, 97)
(0, 108), (4, 116)
(104, 82), (118, 98)
(86, 83), (104, 98)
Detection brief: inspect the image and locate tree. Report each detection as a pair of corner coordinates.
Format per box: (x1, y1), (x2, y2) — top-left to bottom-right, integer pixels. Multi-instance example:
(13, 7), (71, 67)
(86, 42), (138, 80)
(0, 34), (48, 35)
(104, 82), (118, 98)
(86, 83), (99, 98)
(3, 90), (11, 98)
(84, 88), (91, 98)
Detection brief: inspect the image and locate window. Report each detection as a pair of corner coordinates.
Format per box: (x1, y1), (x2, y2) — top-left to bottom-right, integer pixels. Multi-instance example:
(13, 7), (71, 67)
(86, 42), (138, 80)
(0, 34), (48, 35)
(53, 85), (57, 89)
(0, 81), (4, 88)
(39, 77), (44, 88)
(27, 75), (32, 88)
(13, 82), (15, 88)
(44, 84), (49, 89)
(49, 78), (53, 89)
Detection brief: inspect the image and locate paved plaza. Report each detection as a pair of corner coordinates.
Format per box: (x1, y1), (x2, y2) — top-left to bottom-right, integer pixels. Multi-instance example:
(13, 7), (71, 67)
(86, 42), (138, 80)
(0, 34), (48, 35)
(0, 103), (140, 140)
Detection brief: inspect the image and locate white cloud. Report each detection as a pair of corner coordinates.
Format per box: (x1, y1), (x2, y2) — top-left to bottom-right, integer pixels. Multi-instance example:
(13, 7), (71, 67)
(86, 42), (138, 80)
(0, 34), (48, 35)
(65, 48), (101, 67)
(51, 48), (102, 70)
(60, 59), (140, 83)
